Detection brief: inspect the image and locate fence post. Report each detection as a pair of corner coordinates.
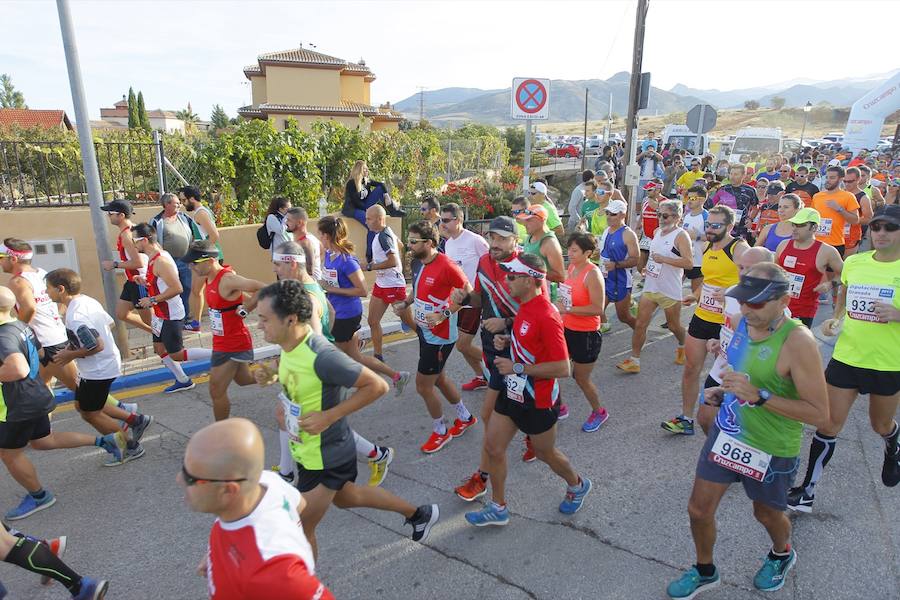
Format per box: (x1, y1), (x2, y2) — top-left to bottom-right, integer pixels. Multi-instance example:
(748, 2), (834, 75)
(153, 130), (166, 194)
(447, 139), (452, 182)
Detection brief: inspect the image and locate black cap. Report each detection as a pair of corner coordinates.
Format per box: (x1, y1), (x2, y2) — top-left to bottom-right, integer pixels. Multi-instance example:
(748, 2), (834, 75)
(766, 181), (785, 195)
(488, 216), (516, 237)
(99, 200), (133, 216)
(725, 274), (790, 304)
(182, 243), (220, 263)
(870, 204), (900, 226)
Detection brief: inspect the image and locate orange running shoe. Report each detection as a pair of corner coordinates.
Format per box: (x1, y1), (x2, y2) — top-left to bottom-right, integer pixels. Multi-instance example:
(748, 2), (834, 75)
(675, 347), (686, 365)
(421, 430), (452, 454)
(616, 357), (641, 373)
(449, 416), (478, 438)
(522, 436), (537, 463)
(455, 472), (487, 501)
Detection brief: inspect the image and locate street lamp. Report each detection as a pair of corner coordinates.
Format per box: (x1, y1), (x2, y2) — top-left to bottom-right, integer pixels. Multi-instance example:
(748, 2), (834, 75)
(799, 101), (812, 158)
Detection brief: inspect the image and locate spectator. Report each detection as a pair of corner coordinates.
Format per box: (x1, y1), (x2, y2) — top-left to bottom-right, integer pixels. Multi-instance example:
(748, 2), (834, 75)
(264, 197), (292, 258)
(636, 140), (664, 204)
(663, 154), (686, 197)
(567, 170), (595, 232)
(150, 193), (195, 324)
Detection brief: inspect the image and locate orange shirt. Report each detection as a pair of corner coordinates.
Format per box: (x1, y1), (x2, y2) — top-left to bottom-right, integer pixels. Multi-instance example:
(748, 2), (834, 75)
(811, 189), (860, 247)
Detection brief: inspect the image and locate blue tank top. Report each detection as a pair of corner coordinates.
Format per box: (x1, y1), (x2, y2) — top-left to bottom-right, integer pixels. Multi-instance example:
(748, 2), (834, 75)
(763, 225), (792, 253)
(601, 226), (633, 297)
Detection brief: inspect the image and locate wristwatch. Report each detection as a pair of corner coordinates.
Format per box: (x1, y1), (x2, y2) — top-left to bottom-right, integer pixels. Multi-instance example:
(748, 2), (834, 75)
(755, 388), (772, 406)
(441, 308), (452, 319)
(512, 363), (525, 375)
(112, 260), (119, 269)
(366, 263), (372, 271)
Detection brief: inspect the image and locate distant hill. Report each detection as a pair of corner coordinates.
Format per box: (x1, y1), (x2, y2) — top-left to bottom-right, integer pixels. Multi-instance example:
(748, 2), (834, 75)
(393, 87), (504, 115)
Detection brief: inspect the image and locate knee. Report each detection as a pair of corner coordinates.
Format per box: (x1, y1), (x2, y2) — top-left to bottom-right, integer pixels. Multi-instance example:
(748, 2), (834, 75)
(687, 497), (715, 522)
(484, 440), (505, 462)
(415, 379), (431, 396)
(869, 413), (895, 436)
(752, 503), (782, 527)
(533, 445), (555, 463)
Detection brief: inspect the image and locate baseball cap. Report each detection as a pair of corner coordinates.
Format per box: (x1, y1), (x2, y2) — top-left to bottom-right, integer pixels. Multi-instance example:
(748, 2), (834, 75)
(488, 215), (517, 237)
(499, 256), (545, 279)
(515, 205), (548, 222)
(766, 181), (786, 195)
(606, 199), (627, 214)
(99, 199), (133, 216)
(529, 181), (549, 196)
(828, 158), (841, 167)
(869, 204), (900, 226)
(787, 207), (821, 225)
(725, 274), (790, 304)
(182, 242), (220, 263)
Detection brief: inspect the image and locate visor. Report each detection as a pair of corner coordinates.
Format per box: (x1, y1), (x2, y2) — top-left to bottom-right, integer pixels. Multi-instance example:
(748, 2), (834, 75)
(0, 243), (33, 260)
(272, 253), (304, 263)
(725, 275), (789, 304)
(499, 256), (545, 280)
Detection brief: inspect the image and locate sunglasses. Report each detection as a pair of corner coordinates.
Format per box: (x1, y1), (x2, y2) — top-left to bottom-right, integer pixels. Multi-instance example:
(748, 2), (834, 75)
(407, 238), (428, 244)
(738, 299), (771, 309)
(527, 190), (539, 195)
(705, 222), (726, 230)
(440, 217), (457, 223)
(512, 208), (526, 215)
(181, 463), (247, 487)
(870, 222), (899, 233)
(657, 213), (675, 220)
(605, 210), (622, 216)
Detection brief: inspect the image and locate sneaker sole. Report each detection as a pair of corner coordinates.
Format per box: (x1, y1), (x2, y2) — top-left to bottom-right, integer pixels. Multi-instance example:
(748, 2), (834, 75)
(786, 503), (813, 514)
(41, 536), (66, 585)
(462, 384), (488, 392)
(421, 438), (451, 454)
(165, 382), (195, 394)
(467, 516), (509, 527)
(582, 417), (608, 433)
(455, 487), (487, 502)
(103, 447), (146, 467)
(755, 552), (797, 592)
(669, 578), (720, 600)
(415, 504), (440, 542)
(557, 412), (570, 421)
(369, 448), (394, 487)
(5, 496), (57, 521)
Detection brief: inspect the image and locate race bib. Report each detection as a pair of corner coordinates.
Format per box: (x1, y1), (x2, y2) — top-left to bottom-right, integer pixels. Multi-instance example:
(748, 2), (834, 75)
(281, 392), (302, 443)
(558, 283), (573, 310)
(645, 259), (662, 279)
(843, 222), (851, 237)
(208, 308), (224, 336)
(151, 315), (163, 337)
(718, 324), (734, 358)
(709, 430), (772, 482)
(322, 268), (339, 287)
(787, 273), (805, 299)
(817, 218), (833, 236)
(505, 374), (527, 403)
(639, 236), (651, 251)
(414, 299), (434, 327)
(598, 256), (609, 276)
(846, 284), (895, 322)
(699, 284), (724, 315)
(734, 209), (744, 224)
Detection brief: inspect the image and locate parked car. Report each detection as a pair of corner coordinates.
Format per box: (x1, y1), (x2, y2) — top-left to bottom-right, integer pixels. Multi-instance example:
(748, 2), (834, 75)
(547, 143), (582, 158)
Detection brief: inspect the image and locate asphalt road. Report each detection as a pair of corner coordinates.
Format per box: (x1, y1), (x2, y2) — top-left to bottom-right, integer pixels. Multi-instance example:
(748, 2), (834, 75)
(2, 304), (898, 600)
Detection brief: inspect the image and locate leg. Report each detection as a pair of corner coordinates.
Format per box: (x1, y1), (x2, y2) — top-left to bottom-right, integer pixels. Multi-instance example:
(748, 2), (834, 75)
(529, 426), (580, 486)
(752, 501), (792, 554)
(435, 370), (461, 406)
(336, 338), (397, 379)
(630, 297), (656, 357)
(39, 360), (77, 392)
(189, 274), (206, 323)
(366, 296), (389, 357)
(77, 409), (122, 436)
(868, 393), (900, 437)
(680, 334), (708, 418)
(663, 302), (687, 345)
(482, 411), (520, 506)
(233, 362), (256, 386)
(572, 361), (601, 412)
(415, 372), (444, 419)
(29, 432), (96, 450)
(333, 481), (416, 518)
(209, 361), (240, 421)
(0, 526), (85, 594)
(0, 449), (42, 493)
(797, 384), (855, 494)
(115, 299), (151, 333)
(477, 388), (500, 472)
(298, 484), (338, 562)
(456, 332), (484, 378)
(687, 477), (730, 564)
(614, 295), (637, 330)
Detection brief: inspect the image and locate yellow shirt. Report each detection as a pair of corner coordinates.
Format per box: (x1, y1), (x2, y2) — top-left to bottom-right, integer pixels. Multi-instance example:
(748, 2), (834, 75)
(695, 239), (740, 324)
(676, 170), (705, 191)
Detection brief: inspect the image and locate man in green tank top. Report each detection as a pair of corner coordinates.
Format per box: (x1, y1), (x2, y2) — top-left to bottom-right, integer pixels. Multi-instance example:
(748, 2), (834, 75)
(667, 263), (830, 599)
(516, 204), (566, 296)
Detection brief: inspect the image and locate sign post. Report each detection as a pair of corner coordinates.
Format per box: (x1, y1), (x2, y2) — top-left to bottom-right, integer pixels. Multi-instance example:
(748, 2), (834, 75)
(512, 77), (550, 191)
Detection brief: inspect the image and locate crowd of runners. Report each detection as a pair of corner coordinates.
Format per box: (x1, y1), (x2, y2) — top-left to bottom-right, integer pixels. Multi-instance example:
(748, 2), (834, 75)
(0, 144), (897, 598)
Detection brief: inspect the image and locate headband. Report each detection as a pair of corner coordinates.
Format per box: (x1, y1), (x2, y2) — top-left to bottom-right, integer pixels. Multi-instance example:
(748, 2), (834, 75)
(0, 243), (33, 260)
(499, 256), (545, 280)
(273, 253), (304, 263)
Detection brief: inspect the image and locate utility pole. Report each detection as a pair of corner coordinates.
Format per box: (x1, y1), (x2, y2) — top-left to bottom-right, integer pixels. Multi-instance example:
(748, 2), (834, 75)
(56, 0), (128, 357)
(623, 0), (649, 225)
(582, 88), (588, 171)
(417, 86), (427, 124)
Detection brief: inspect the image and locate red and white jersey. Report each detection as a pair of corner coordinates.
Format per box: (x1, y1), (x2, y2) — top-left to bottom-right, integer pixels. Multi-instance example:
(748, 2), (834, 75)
(13, 268), (68, 347)
(207, 471), (332, 600)
(510, 293), (568, 409)
(205, 266), (252, 353)
(147, 250), (185, 321)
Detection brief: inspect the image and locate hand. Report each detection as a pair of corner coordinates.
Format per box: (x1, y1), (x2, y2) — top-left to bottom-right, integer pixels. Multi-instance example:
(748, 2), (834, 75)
(319, 279), (334, 289)
(704, 386), (725, 407)
(299, 410), (333, 435)
(138, 297), (154, 309)
(821, 318), (842, 337)
(603, 260), (616, 272)
(391, 301), (408, 316)
(254, 361), (278, 386)
(650, 253), (665, 264)
(721, 371), (758, 405)
(493, 334), (511, 351)
(706, 338), (722, 355)
(494, 356), (514, 375)
(873, 302), (900, 323)
(554, 300), (569, 314)
(813, 281), (832, 295)
(424, 311), (444, 327)
(52, 348), (77, 366)
(275, 401), (286, 430)
(682, 294), (697, 306)
(826, 200), (842, 211)
(196, 554), (208, 578)
(449, 288), (468, 305)
(101, 260), (116, 271)
(134, 276), (147, 286)
(482, 317), (507, 334)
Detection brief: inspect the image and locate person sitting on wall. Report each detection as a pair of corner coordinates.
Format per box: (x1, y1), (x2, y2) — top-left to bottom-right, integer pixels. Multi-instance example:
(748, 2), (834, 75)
(342, 160), (406, 262)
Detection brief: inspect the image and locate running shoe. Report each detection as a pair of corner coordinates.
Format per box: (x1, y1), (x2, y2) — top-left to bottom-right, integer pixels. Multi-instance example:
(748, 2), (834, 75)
(455, 472), (487, 502)
(368, 447), (394, 487)
(557, 403), (570, 420)
(629, 300), (638, 318)
(104, 443), (145, 467)
(522, 437), (536, 463)
(183, 320), (201, 332)
(119, 401), (138, 414)
(599, 322), (612, 334)
(97, 432), (126, 463)
(661, 416), (695, 436)
(393, 371), (411, 397)
(5, 491), (56, 521)
(449, 416), (478, 438)
(465, 502), (509, 527)
(164, 379), (195, 393)
(559, 476), (592, 514)
(420, 430), (452, 454)
(786, 487), (815, 513)
(616, 357), (640, 373)
(753, 548), (797, 592)
(130, 414), (154, 444)
(666, 566), (720, 599)
(461, 376), (488, 391)
(675, 347), (686, 365)
(72, 577), (109, 600)
(405, 504), (439, 542)
(582, 409), (609, 433)
(882, 448), (900, 487)
(41, 536), (67, 585)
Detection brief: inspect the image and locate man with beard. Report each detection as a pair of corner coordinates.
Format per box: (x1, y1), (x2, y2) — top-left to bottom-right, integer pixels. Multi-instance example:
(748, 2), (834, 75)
(180, 186), (222, 332)
(707, 164), (759, 242)
(811, 165), (860, 257)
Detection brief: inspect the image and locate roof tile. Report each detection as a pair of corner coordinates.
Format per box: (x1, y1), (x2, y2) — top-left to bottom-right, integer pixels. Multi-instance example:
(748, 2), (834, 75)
(0, 109), (72, 130)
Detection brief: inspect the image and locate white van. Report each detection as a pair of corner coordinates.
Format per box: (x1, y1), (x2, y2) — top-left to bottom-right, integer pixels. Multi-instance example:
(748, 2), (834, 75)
(661, 125), (709, 161)
(728, 127), (783, 163)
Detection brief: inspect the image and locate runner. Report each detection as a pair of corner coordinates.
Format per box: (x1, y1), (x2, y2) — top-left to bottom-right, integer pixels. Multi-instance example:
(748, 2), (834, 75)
(598, 200), (639, 331)
(464, 253), (592, 526)
(315, 216), (410, 395)
(788, 204), (900, 512)
(774, 208), (843, 328)
(132, 222), (210, 392)
(707, 164), (759, 242)
(394, 220), (476, 453)
(666, 206), (748, 435)
(0, 285), (123, 521)
(666, 263), (829, 599)
(270, 241), (394, 488)
(182, 240), (264, 421)
(751, 181), (786, 239)
(0, 524), (108, 599)
(98, 200), (152, 333)
(527, 181), (565, 241)
(285, 207), (323, 280)
(756, 193), (802, 253)
(44, 269), (147, 465)
(681, 186), (710, 297)
(182, 418), (333, 600)
(840, 166), (873, 256)
(637, 180), (663, 278)
(254, 280), (439, 558)
(617, 200), (692, 374)
(556, 233), (608, 432)
(811, 165), (860, 257)
(440, 202), (490, 392)
(180, 186), (222, 332)
(785, 165), (819, 206)
(364, 205), (412, 363)
(676, 158), (705, 194)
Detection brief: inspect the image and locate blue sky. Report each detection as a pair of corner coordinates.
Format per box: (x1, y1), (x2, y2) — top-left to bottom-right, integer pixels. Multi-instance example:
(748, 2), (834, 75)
(4, 0), (898, 121)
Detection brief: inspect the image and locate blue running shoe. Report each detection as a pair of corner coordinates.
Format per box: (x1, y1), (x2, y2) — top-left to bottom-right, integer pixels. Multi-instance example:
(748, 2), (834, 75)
(130, 414), (154, 443)
(73, 577), (109, 600)
(465, 502), (510, 527)
(104, 443), (145, 467)
(97, 432), (125, 463)
(164, 379), (195, 393)
(559, 476), (592, 514)
(753, 548), (797, 592)
(582, 409), (609, 433)
(183, 320), (201, 332)
(5, 491), (56, 521)
(667, 567), (720, 599)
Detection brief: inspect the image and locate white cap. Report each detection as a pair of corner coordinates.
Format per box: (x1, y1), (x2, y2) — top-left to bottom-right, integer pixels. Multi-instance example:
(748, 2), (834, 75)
(529, 181), (549, 196)
(828, 158), (841, 167)
(606, 199), (627, 214)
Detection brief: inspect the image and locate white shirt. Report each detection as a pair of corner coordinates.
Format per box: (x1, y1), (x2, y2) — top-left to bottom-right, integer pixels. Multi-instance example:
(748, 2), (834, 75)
(64, 295), (122, 380)
(296, 232), (323, 281)
(370, 227), (406, 288)
(567, 183), (586, 230)
(14, 269), (68, 347)
(444, 228), (489, 286)
(681, 211), (707, 267)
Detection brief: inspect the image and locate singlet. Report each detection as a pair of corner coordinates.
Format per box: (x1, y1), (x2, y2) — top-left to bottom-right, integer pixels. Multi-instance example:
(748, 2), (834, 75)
(12, 269), (68, 347)
(0, 319), (54, 422)
(147, 250), (186, 321)
(715, 317), (803, 457)
(117, 226), (143, 281)
(205, 266), (252, 353)
(370, 227), (405, 288)
(190, 206), (224, 259)
(523, 230), (558, 301)
(588, 210), (608, 236)
(296, 232), (323, 281)
(641, 200), (659, 238)
(411, 253), (467, 345)
(756, 202), (780, 232)
(508, 293), (569, 409)
(695, 238), (740, 324)
(600, 225), (634, 298)
(303, 281), (333, 342)
(762, 223), (792, 253)
(560, 263), (602, 332)
(644, 227), (688, 301)
(777, 240), (824, 319)
(682, 210), (708, 268)
(833, 251), (900, 372)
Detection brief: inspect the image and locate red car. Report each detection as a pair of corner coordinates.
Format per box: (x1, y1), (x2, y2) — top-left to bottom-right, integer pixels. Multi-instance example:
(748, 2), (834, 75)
(547, 143), (582, 158)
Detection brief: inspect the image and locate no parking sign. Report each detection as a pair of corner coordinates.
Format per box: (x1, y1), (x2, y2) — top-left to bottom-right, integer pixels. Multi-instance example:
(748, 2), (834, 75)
(511, 78), (550, 120)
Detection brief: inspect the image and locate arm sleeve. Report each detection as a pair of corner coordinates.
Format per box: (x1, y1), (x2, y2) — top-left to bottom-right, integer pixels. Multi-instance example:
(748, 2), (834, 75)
(313, 340), (364, 388)
(248, 556), (334, 600)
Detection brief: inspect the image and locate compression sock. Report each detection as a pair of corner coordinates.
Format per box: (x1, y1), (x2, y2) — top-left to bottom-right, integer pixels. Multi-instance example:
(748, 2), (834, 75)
(455, 402), (473, 422)
(278, 430), (294, 476)
(433, 419), (447, 435)
(184, 347), (213, 362)
(3, 536), (81, 593)
(353, 431), (378, 459)
(801, 431), (836, 494)
(883, 421), (899, 455)
(161, 354), (190, 383)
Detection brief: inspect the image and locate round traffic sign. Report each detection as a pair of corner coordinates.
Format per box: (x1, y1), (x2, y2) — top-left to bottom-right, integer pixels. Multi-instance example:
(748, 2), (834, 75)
(515, 79), (547, 114)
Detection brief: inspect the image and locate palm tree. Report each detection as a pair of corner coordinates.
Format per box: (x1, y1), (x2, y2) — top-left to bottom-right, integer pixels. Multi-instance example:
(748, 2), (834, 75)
(175, 102), (199, 132)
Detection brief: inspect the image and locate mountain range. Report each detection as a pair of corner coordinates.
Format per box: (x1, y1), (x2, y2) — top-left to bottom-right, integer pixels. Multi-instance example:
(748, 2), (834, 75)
(393, 70), (899, 125)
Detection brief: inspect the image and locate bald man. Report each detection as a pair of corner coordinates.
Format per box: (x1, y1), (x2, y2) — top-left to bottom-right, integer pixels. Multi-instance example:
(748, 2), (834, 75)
(182, 418), (333, 600)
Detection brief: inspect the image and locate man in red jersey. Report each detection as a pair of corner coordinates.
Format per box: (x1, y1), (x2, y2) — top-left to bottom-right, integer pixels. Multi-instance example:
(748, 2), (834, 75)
(638, 179), (663, 279)
(182, 418), (334, 600)
(183, 241), (265, 421)
(99, 200), (152, 333)
(464, 253), (592, 527)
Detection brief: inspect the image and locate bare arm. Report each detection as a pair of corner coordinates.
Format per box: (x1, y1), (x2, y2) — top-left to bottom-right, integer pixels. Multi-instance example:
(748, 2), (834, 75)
(0, 352), (29, 381)
(541, 237), (567, 283)
(755, 224), (773, 248)
(7, 277), (36, 324)
(103, 232), (143, 271)
(218, 273), (266, 301)
(327, 268), (368, 298)
(522, 358), (570, 379)
(152, 259), (183, 301)
(858, 195), (873, 226)
(194, 209), (219, 244)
